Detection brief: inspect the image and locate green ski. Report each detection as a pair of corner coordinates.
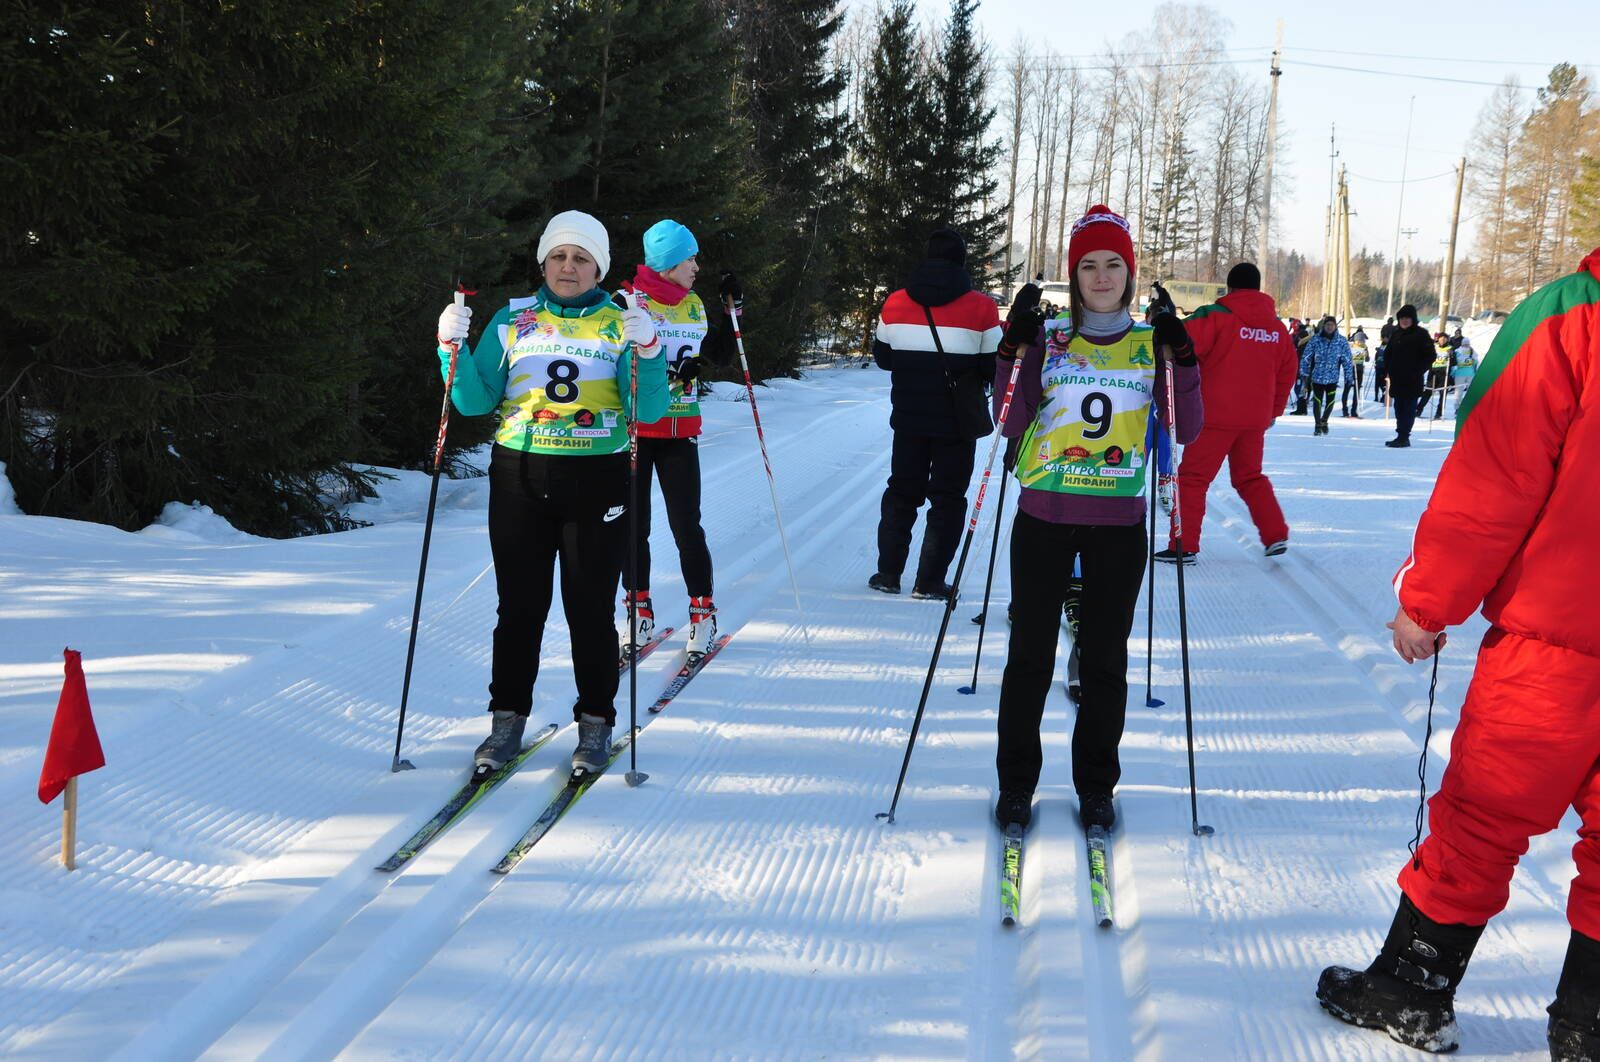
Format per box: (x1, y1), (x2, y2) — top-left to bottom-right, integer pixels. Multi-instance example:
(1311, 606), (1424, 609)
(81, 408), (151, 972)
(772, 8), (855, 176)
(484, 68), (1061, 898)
(491, 728), (637, 875)
(377, 722), (559, 872)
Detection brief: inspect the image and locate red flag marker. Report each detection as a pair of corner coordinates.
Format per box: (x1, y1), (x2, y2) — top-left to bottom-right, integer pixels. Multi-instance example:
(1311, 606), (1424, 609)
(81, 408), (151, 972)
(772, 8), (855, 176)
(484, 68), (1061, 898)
(39, 649), (105, 870)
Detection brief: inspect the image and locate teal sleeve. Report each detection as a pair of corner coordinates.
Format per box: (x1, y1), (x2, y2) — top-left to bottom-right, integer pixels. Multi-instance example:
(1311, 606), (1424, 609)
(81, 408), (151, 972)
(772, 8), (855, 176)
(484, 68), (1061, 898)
(620, 347), (672, 424)
(437, 307), (511, 416)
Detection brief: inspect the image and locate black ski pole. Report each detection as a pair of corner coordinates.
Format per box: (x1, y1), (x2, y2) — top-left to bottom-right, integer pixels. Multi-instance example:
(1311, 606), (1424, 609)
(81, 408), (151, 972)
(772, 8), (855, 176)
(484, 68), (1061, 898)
(1144, 451), (1164, 708)
(623, 291), (647, 788)
(879, 351), (1028, 824)
(958, 469), (1010, 696)
(393, 285), (472, 772)
(1157, 334), (1212, 837)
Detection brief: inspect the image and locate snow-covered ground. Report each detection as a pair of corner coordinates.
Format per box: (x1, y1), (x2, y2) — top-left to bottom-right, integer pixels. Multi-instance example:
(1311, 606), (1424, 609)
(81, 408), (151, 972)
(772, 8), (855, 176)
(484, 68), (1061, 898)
(0, 369), (1571, 1059)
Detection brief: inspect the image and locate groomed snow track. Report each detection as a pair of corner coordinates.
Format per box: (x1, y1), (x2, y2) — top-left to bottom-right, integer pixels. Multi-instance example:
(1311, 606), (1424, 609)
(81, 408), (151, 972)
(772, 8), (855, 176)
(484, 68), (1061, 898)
(0, 377), (1571, 1058)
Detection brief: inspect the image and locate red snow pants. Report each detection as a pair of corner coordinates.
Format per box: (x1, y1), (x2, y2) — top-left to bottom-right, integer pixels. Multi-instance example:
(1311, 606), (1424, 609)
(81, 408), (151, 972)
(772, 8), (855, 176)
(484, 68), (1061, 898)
(1170, 425), (1288, 553)
(1400, 628), (1600, 937)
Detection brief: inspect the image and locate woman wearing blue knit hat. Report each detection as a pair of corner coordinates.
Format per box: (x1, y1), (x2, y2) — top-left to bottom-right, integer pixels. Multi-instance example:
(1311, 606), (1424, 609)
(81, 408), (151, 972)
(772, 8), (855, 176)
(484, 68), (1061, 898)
(617, 219), (743, 662)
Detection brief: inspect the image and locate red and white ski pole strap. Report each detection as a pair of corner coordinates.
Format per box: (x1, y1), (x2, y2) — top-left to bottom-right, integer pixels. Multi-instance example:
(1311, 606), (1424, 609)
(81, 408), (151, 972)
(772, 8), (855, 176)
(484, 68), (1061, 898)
(966, 351), (1028, 533)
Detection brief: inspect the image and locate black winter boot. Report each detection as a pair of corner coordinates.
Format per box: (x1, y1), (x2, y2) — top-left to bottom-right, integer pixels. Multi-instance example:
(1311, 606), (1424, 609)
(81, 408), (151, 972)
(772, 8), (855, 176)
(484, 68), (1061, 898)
(1549, 930), (1600, 1061)
(1316, 894), (1484, 1053)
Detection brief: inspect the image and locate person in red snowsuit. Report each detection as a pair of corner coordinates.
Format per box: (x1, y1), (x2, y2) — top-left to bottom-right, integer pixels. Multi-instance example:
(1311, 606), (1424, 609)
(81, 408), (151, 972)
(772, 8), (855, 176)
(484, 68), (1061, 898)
(1156, 262), (1299, 563)
(1318, 248), (1600, 1057)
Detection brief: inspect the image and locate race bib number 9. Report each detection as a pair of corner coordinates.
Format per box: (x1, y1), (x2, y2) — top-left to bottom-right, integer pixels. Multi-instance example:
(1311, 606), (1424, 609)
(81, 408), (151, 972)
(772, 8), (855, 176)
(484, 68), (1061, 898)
(1016, 325), (1157, 498)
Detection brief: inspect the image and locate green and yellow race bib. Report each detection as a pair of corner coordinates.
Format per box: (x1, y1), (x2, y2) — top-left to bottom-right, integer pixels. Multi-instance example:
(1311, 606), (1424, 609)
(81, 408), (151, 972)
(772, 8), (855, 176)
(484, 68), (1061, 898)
(635, 290), (708, 420)
(1014, 321), (1158, 498)
(495, 295), (629, 454)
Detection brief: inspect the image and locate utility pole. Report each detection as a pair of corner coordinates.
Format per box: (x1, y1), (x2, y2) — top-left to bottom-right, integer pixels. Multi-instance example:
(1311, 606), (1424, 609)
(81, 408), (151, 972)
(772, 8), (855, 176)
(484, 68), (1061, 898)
(1384, 95), (1416, 319)
(1339, 167), (1354, 326)
(1399, 227), (1419, 308)
(1258, 22), (1283, 284)
(1322, 124), (1338, 312)
(1436, 156), (1468, 331)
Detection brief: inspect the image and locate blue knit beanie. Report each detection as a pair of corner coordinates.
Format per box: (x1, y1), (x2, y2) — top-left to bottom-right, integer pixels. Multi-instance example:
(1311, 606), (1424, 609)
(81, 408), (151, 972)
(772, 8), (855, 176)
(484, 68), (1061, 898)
(643, 219), (699, 272)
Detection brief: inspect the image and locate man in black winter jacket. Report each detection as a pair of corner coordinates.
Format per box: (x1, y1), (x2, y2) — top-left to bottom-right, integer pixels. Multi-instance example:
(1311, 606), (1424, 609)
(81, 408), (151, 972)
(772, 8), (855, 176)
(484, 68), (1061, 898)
(1382, 304), (1434, 447)
(867, 228), (1003, 599)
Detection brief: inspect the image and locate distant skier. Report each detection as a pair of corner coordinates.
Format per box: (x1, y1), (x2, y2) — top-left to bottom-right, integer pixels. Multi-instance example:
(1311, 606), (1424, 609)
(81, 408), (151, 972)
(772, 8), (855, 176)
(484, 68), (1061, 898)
(1449, 335), (1477, 414)
(617, 219), (742, 662)
(1291, 319), (1313, 415)
(1345, 326), (1368, 417)
(434, 210), (669, 774)
(1300, 316), (1354, 436)
(1381, 304), (1433, 448)
(1316, 247), (1600, 1058)
(991, 205), (1201, 834)
(868, 227), (1002, 600)
(1157, 262), (1297, 564)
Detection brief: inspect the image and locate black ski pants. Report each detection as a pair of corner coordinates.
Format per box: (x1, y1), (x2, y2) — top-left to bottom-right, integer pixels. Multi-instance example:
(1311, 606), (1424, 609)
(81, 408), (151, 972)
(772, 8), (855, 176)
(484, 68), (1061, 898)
(1311, 383), (1338, 428)
(621, 436), (713, 599)
(1392, 388), (1420, 440)
(876, 431), (976, 587)
(996, 512), (1146, 798)
(487, 445), (626, 724)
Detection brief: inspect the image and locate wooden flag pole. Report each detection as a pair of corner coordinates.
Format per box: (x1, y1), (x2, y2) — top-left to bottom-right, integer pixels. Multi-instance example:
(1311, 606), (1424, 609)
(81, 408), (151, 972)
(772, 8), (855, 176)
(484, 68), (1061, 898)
(62, 777), (78, 870)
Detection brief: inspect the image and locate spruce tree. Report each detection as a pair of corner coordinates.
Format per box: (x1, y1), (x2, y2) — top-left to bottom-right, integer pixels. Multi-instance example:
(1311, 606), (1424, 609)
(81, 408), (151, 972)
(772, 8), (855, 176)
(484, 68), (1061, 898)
(0, 1), (516, 534)
(845, 0), (940, 348)
(930, 0), (1010, 291)
(724, 0), (849, 372)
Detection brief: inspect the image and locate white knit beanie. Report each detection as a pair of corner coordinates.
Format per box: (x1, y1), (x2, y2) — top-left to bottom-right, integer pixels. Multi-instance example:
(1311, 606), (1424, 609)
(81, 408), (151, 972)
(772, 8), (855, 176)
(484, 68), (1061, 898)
(537, 210), (611, 279)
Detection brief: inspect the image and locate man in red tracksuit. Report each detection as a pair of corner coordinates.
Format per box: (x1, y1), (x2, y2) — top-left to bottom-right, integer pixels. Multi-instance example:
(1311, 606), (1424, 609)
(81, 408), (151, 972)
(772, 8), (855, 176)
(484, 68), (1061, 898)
(1317, 248), (1600, 1058)
(1155, 262), (1298, 563)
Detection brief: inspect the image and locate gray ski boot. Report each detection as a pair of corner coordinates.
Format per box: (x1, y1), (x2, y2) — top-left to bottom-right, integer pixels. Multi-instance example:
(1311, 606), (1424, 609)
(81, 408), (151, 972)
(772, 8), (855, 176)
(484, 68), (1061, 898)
(474, 710), (527, 771)
(571, 713), (614, 773)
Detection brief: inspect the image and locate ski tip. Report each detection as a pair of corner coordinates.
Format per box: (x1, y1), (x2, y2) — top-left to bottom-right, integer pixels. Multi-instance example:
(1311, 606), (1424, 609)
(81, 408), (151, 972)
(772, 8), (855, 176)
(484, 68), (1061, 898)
(1001, 914), (1017, 928)
(1193, 823), (1215, 837)
(1097, 915), (1113, 929)
(625, 770), (649, 788)
(957, 685), (975, 695)
(1145, 696), (1166, 708)
(375, 860), (402, 873)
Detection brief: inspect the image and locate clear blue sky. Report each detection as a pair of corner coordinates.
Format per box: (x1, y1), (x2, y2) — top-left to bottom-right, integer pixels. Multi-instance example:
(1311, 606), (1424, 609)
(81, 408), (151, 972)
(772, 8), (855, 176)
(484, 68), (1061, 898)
(861, 0), (1600, 271)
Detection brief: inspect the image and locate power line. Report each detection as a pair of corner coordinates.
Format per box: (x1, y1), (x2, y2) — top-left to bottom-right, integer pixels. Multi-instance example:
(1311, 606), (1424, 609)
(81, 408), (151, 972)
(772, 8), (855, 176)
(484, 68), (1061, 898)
(1348, 169), (1458, 185)
(1283, 45), (1583, 69)
(1288, 59), (1544, 89)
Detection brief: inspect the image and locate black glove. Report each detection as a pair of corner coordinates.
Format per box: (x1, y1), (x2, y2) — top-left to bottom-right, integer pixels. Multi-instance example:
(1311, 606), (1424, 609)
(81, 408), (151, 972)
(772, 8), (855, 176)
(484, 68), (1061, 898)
(1148, 282), (1177, 320)
(1001, 306), (1046, 356)
(1003, 435), (1020, 473)
(1150, 303), (1195, 367)
(718, 271), (743, 306)
(1009, 283), (1043, 320)
(673, 357), (702, 385)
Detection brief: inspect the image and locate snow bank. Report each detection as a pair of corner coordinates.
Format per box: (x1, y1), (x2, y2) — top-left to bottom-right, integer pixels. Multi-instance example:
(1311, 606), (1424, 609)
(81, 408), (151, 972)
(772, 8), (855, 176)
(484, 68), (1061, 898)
(137, 501), (256, 543)
(0, 462), (20, 516)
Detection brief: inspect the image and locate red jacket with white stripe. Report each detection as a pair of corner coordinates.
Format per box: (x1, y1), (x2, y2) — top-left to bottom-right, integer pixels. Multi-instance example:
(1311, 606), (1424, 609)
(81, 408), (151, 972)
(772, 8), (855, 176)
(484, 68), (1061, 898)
(872, 262), (1002, 438)
(1395, 248), (1600, 658)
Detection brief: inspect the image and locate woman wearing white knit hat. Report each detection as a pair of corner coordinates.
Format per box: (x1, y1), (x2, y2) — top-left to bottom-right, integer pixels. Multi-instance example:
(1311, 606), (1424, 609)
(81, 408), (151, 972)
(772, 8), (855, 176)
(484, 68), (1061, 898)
(434, 209), (671, 774)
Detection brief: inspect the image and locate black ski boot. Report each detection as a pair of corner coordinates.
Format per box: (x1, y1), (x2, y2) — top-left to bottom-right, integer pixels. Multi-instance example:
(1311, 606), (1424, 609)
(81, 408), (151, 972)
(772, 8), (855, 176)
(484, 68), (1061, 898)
(1548, 930), (1600, 1061)
(1316, 894), (1484, 1053)
(910, 581), (955, 602)
(867, 572), (901, 595)
(1078, 791), (1115, 831)
(995, 789), (1033, 830)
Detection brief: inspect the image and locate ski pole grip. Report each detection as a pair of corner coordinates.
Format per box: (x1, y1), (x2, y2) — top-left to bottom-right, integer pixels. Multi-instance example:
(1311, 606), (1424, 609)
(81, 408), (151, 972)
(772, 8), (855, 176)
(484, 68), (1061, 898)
(454, 290), (466, 309)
